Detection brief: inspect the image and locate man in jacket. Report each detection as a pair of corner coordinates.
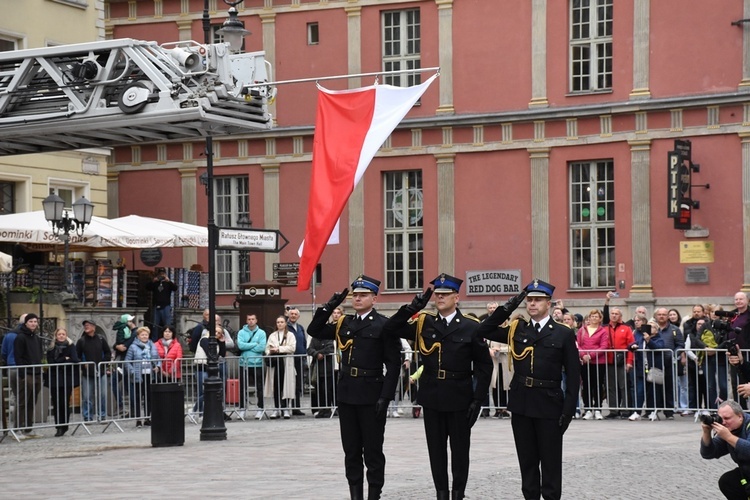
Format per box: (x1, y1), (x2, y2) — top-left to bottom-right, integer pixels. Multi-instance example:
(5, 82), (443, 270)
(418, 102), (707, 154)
(603, 293), (635, 419)
(145, 267), (178, 340)
(76, 319), (112, 422)
(653, 307), (685, 419)
(478, 280), (580, 500)
(237, 313), (266, 420)
(383, 274), (500, 500)
(307, 275), (402, 500)
(13, 313), (43, 437)
(700, 400), (750, 499)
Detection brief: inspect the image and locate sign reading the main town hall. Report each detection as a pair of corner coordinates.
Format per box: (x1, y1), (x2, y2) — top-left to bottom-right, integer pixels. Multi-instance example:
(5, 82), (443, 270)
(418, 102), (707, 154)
(465, 270), (521, 296)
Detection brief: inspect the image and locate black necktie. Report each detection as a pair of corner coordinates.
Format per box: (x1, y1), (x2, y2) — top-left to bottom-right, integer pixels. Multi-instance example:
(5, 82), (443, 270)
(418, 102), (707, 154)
(442, 317), (448, 328)
(534, 322), (541, 332)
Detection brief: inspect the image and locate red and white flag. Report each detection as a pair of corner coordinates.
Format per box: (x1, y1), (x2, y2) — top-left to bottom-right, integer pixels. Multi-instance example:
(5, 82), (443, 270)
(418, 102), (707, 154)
(297, 74), (437, 291)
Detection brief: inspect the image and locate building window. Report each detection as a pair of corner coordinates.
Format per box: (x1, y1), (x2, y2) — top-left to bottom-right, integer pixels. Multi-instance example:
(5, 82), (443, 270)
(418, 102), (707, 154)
(214, 175), (249, 293)
(0, 36), (17, 52)
(49, 183), (87, 208)
(570, 0), (612, 92)
(307, 22), (319, 45)
(0, 182), (14, 214)
(384, 171), (423, 291)
(569, 160), (615, 289)
(382, 9), (421, 87)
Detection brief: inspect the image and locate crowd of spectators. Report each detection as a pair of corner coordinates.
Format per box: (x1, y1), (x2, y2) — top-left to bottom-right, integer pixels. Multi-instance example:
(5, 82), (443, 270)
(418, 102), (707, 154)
(3, 288), (750, 437)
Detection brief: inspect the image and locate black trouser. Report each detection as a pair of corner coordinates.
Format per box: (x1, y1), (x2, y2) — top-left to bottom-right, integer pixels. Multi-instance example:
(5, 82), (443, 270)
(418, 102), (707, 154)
(511, 413), (564, 500)
(272, 358), (288, 410)
(311, 367), (334, 411)
(718, 468), (750, 500)
(18, 374), (41, 431)
(51, 384), (73, 432)
(239, 365), (264, 410)
(338, 402), (386, 491)
(423, 408), (471, 494)
(294, 356), (305, 409)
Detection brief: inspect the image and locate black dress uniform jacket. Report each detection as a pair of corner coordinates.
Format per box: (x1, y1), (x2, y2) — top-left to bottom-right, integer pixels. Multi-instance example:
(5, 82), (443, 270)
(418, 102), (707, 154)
(477, 317), (580, 418)
(308, 307), (402, 405)
(383, 307), (493, 411)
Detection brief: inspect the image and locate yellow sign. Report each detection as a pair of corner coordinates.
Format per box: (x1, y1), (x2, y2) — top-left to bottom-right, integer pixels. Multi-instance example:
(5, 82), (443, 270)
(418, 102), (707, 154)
(679, 241), (714, 264)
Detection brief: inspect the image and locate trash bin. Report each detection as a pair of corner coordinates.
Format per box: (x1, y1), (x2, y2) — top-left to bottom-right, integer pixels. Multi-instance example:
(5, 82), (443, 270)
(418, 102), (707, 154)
(150, 383), (185, 447)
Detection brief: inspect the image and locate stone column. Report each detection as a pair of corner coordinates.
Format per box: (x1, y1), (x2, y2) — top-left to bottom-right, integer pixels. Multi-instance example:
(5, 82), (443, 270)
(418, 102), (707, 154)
(180, 166), (198, 266)
(629, 140), (653, 297)
(435, 154), (456, 273)
(263, 161), (280, 280)
(260, 11), (277, 120)
(346, 5), (362, 89)
(435, 0), (454, 114)
(741, 0), (750, 90)
(528, 148), (550, 279)
(347, 4), (365, 275)
(529, 0), (548, 108)
(741, 134), (750, 290)
(630, 0), (651, 99)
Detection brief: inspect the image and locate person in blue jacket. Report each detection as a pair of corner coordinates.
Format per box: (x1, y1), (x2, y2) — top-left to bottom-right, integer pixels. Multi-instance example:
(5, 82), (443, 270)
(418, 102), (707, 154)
(125, 326), (160, 427)
(237, 313), (267, 420)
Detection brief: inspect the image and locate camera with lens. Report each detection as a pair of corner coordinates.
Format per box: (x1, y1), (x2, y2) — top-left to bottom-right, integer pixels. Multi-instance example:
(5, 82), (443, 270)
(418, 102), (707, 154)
(715, 310), (738, 319)
(720, 338), (741, 356)
(699, 412), (724, 426)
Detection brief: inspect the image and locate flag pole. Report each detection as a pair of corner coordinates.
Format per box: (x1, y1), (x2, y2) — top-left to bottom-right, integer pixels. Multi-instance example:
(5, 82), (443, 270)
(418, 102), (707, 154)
(245, 67), (440, 89)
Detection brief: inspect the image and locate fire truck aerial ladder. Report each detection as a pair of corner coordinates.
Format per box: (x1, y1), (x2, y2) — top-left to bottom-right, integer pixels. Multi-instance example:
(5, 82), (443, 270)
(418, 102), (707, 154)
(0, 38), (276, 156)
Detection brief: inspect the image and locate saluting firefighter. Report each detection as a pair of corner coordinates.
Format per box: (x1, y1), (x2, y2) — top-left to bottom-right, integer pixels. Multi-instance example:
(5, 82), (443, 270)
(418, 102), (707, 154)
(307, 275), (402, 500)
(477, 280), (580, 500)
(383, 274), (516, 500)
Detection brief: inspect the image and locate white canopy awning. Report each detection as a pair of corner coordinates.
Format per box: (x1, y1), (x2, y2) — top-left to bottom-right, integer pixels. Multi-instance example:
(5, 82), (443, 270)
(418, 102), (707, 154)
(0, 211), (207, 252)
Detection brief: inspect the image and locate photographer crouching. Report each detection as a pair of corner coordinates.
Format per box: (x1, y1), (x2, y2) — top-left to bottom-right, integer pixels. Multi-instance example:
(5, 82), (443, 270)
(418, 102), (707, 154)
(700, 400), (750, 499)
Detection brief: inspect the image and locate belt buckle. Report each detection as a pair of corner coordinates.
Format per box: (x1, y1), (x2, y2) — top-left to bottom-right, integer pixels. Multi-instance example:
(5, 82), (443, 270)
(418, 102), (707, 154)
(438, 369), (446, 380)
(524, 376), (534, 387)
(350, 367), (358, 377)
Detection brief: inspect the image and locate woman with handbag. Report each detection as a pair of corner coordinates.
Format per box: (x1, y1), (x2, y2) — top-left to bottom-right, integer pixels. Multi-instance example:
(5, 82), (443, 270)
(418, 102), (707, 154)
(264, 315), (297, 419)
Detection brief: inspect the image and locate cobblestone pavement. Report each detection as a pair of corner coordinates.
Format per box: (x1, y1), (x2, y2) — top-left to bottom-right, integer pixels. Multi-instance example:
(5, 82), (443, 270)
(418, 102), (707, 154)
(0, 412), (731, 499)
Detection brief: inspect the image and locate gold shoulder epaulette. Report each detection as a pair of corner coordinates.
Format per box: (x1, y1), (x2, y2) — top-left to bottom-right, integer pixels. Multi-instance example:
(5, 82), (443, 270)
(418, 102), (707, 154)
(421, 310), (437, 317)
(553, 319), (573, 330)
(464, 314), (480, 323)
(408, 310), (435, 325)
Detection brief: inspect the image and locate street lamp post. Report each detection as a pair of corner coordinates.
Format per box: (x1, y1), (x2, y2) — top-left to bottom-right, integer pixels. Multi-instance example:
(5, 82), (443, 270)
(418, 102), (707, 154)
(42, 194), (94, 295)
(237, 214), (251, 283)
(200, 0), (249, 442)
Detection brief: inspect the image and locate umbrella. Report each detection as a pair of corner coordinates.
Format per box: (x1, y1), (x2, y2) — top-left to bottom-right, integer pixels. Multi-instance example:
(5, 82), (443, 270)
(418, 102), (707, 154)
(0, 211), (207, 252)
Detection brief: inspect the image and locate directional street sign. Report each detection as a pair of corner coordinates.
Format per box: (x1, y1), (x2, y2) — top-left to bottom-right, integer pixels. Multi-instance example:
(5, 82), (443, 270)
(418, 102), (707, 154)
(273, 262), (299, 286)
(216, 227), (288, 253)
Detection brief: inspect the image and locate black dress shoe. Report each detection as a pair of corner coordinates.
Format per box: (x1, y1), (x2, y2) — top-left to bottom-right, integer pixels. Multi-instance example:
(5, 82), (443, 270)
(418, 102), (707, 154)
(55, 429), (65, 437)
(292, 410), (305, 416)
(315, 410), (331, 419)
(144, 419), (151, 426)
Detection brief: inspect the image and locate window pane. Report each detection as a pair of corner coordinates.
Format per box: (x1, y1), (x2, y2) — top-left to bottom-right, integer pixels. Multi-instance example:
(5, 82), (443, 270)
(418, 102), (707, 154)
(383, 9), (421, 88)
(569, 161), (615, 289)
(384, 171), (423, 291)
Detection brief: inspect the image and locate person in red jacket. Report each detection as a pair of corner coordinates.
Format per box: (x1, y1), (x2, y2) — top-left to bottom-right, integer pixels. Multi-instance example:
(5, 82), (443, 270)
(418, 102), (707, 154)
(155, 326), (183, 382)
(603, 292), (636, 419)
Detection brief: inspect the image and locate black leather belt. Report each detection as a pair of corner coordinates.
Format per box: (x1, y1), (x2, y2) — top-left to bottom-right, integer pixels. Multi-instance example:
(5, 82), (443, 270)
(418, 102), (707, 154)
(426, 368), (472, 380)
(341, 365), (381, 378)
(514, 374), (560, 389)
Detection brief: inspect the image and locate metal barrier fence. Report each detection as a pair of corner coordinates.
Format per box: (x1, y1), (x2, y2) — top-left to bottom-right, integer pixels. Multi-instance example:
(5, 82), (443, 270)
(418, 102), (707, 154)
(1, 347), (744, 441)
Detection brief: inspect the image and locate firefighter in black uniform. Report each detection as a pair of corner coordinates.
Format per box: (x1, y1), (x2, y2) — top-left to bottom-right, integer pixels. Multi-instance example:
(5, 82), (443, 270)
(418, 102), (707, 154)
(477, 279), (580, 500)
(307, 275), (402, 500)
(383, 273), (514, 500)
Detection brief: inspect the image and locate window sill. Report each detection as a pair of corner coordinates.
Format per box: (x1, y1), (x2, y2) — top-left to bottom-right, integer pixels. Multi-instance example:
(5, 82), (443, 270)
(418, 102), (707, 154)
(565, 89), (613, 98)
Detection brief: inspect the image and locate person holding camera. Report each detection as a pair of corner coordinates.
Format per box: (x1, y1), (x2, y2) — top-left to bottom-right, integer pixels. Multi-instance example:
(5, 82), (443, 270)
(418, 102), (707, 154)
(146, 267), (178, 341)
(700, 400), (750, 499)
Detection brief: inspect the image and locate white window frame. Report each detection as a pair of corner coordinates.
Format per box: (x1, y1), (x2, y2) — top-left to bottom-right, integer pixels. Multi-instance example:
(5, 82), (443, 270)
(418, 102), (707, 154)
(570, 0), (613, 93)
(307, 22), (319, 45)
(569, 160), (615, 289)
(214, 175), (249, 293)
(382, 8), (421, 88)
(48, 179), (89, 209)
(384, 170), (424, 292)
